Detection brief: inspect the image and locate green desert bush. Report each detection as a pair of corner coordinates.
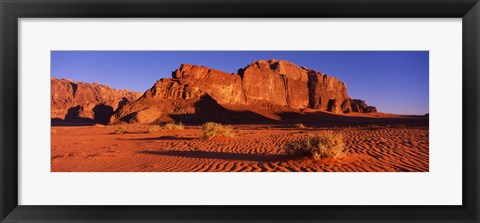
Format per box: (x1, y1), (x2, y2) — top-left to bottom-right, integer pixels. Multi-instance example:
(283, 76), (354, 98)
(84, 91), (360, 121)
(162, 122), (184, 130)
(113, 126), (128, 134)
(201, 122), (235, 139)
(285, 131), (345, 160)
(293, 123), (306, 129)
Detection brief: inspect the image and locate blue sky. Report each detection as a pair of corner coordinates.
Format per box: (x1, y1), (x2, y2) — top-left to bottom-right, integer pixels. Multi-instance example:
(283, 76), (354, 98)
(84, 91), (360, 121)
(51, 51), (428, 115)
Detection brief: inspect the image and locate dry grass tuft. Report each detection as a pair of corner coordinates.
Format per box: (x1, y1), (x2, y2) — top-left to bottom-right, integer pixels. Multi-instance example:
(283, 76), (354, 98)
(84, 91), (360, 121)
(284, 131), (345, 160)
(293, 123), (306, 129)
(148, 125), (162, 133)
(162, 122), (184, 130)
(68, 152), (79, 157)
(113, 126), (128, 134)
(201, 122), (235, 139)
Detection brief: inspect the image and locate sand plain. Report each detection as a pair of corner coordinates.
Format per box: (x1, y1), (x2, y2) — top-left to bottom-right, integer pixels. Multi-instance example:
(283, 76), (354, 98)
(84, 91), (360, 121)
(51, 113), (428, 172)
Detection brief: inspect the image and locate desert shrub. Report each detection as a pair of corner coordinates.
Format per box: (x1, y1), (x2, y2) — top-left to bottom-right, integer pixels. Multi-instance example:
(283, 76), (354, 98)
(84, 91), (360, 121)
(113, 126), (128, 134)
(162, 122), (184, 130)
(367, 124), (382, 129)
(201, 122), (235, 139)
(148, 125), (162, 133)
(68, 152), (79, 157)
(293, 123), (306, 128)
(285, 131), (345, 160)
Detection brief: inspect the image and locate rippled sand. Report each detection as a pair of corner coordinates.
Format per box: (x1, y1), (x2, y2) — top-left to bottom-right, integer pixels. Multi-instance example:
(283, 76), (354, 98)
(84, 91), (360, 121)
(51, 124), (428, 172)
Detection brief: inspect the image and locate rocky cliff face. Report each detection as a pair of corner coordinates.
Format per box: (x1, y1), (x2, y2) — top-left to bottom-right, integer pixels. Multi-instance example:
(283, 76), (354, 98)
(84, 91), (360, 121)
(111, 59), (376, 124)
(51, 78), (142, 124)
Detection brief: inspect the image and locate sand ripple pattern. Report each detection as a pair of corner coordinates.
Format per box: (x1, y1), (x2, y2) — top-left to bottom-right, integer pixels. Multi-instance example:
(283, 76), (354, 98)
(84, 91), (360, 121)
(51, 126), (429, 172)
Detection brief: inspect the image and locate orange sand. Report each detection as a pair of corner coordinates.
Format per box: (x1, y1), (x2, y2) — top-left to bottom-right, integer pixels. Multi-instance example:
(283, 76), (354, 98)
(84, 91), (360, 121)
(51, 122), (428, 172)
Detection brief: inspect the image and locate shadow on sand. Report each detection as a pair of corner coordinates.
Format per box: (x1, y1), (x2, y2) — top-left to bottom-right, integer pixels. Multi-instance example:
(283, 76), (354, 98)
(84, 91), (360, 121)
(169, 94), (428, 127)
(137, 150), (290, 162)
(277, 111), (429, 127)
(169, 94), (279, 125)
(125, 136), (195, 141)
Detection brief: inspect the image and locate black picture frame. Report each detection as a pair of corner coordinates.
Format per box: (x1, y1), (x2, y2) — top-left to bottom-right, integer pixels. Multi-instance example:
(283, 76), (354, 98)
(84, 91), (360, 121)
(1, 0), (479, 222)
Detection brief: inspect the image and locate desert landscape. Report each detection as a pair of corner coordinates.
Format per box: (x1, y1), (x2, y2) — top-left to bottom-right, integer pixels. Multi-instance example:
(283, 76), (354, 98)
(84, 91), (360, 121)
(51, 57), (429, 172)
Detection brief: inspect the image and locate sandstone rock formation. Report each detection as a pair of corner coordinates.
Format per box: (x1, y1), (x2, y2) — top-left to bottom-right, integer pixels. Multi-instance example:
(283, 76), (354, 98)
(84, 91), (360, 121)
(51, 78), (142, 124)
(111, 59), (376, 124)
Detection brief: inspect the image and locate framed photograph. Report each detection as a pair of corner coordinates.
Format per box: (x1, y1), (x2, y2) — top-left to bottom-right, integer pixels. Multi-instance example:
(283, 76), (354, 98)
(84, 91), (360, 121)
(1, 0), (479, 222)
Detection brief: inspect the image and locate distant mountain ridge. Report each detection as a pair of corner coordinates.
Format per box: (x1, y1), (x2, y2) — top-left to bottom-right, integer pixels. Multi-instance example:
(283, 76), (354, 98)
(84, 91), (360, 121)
(51, 78), (142, 124)
(110, 59), (376, 124)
